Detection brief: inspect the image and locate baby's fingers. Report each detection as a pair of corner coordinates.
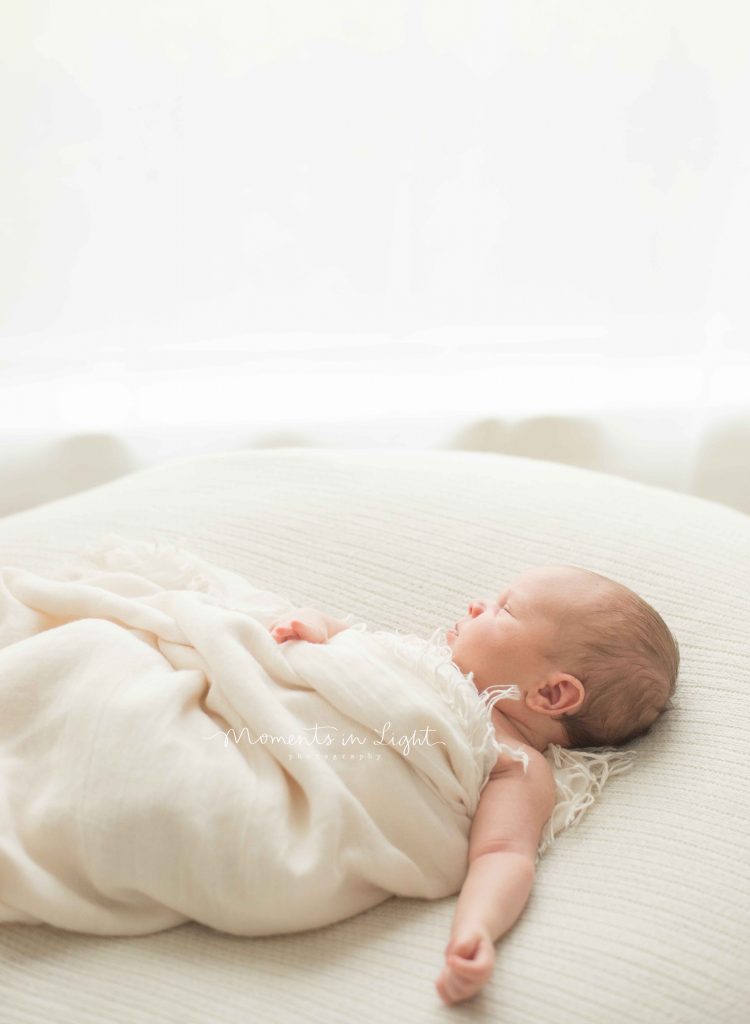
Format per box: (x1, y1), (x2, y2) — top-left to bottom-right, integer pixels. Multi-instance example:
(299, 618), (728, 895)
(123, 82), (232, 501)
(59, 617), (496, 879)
(270, 623), (297, 642)
(449, 949), (492, 971)
(435, 968), (485, 1005)
(271, 619), (327, 644)
(291, 620), (327, 643)
(448, 949), (494, 984)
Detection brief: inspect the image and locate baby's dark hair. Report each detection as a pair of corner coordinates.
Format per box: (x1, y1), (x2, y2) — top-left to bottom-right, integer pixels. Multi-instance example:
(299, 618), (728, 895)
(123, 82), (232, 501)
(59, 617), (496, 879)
(547, 568), (680, 749)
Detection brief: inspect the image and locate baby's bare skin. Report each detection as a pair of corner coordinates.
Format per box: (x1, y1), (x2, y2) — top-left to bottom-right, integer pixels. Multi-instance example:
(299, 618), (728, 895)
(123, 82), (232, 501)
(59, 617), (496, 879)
(270, 565), (602, 1006)
(446, 565), (604, 753)
(435, 566), (608, 1004)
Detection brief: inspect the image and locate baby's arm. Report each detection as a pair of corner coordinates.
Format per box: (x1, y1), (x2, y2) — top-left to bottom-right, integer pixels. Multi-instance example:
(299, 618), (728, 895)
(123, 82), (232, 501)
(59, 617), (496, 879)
(269, 607), (350, 644)
(436, 754), (556, 1006)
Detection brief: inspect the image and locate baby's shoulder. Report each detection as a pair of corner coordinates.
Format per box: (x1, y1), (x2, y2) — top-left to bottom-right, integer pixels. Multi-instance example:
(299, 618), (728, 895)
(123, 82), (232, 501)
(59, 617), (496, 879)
(486, 725), (556, 812)
(488, 742), (549, 781)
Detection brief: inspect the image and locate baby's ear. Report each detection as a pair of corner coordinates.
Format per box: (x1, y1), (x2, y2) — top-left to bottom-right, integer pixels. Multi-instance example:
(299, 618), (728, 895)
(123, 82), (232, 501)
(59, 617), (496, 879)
(546, 673), (585, 715)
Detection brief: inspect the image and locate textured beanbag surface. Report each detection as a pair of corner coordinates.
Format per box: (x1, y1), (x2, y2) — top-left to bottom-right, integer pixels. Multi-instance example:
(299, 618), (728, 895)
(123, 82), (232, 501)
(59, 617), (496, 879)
(0, 448), (747, 1024)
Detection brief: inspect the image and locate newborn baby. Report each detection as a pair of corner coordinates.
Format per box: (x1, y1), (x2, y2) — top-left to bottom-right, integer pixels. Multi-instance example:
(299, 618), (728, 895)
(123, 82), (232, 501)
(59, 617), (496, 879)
(270, 563), (680, 1007)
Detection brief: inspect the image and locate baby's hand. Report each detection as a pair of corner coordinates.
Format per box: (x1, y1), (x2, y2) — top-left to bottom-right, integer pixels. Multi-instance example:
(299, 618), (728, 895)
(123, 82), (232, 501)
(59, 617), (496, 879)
(435, 925), (496, 1006)
(269, 608), (329, 644)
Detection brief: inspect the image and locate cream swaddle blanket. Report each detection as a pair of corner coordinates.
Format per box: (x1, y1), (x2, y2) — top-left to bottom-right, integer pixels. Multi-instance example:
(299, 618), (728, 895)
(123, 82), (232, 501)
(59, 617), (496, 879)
(0, 537), (635, 937)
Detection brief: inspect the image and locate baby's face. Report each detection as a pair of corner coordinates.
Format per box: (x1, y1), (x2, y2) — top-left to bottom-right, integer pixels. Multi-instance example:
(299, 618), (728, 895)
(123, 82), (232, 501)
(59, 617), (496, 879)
(446, 565), (597, 692)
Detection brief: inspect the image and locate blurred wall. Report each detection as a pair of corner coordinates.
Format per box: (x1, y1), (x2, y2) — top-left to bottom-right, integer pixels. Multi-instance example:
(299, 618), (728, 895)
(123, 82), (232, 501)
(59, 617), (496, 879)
(1, 2), (747, 516)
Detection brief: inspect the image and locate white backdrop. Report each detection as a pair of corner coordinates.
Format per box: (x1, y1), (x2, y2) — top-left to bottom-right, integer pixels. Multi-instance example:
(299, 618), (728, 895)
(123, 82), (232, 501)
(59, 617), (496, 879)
(1, 1), (748, 500)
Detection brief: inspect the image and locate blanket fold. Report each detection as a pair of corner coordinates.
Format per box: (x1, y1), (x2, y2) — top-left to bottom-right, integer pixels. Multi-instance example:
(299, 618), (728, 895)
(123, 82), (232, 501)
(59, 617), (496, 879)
(0, 535), (636, 937)
(0, 536), (516, 936)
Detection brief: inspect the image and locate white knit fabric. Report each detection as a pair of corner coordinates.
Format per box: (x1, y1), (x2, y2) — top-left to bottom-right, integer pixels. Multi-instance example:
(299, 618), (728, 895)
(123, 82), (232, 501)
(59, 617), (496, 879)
(0, 447), (747, 1023)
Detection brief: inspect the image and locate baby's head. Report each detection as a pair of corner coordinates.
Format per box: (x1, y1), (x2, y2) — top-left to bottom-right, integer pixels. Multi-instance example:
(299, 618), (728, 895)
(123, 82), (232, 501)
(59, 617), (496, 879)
(447, 564), (680, 751)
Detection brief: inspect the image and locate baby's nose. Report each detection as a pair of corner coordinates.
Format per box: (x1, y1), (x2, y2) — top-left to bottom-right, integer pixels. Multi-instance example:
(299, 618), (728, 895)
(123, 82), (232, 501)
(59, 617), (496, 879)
(468, 600), (487, 616)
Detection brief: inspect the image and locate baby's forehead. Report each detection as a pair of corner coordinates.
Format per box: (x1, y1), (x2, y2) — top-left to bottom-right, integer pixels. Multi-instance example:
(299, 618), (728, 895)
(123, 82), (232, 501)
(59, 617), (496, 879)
(511, 566), (609, 617)
(511, 564), (597, 593)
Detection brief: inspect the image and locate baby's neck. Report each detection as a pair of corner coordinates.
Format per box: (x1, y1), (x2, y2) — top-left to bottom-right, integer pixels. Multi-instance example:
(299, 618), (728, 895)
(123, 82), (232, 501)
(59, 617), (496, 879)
(491, 708), (544, 752)
(493, 702), (570, 752)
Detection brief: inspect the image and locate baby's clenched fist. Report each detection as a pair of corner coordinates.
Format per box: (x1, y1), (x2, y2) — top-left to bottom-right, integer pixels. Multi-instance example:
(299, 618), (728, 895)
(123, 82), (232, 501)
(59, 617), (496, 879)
(435, 925), (495, 1006)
